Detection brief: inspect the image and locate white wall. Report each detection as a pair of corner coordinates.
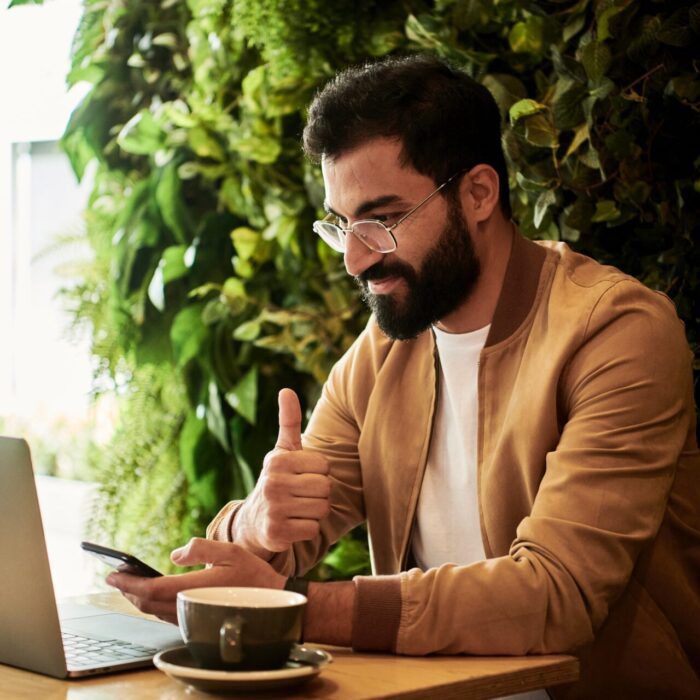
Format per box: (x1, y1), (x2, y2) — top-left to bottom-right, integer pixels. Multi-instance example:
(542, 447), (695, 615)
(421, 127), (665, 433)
(0, 1), (108, 596)
(0, 0), (93, 421)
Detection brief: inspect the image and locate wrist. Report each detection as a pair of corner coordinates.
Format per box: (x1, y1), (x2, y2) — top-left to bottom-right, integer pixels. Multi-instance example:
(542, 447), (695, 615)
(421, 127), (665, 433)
(301, 581), (354, 647)
(231, 504), (275, 561)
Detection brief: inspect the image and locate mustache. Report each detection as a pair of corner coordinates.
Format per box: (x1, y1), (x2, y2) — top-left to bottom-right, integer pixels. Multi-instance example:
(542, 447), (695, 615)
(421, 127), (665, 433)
(356, 260), (416, 286)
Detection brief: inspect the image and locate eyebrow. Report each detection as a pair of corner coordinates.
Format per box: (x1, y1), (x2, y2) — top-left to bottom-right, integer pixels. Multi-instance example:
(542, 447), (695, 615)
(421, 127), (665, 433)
(324, 194), (404, 219)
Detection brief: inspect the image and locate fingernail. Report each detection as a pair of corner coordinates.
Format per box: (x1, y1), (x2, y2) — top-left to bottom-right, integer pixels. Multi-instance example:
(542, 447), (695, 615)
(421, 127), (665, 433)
(106, 574), (116, 586)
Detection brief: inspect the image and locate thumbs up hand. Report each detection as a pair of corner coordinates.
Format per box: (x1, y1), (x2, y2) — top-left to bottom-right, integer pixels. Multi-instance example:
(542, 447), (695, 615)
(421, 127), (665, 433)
(232, 389), (331, 557)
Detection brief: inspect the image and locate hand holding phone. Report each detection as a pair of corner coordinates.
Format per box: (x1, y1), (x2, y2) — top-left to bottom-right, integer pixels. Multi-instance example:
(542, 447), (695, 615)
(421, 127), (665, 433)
(81, 541), (163, 578)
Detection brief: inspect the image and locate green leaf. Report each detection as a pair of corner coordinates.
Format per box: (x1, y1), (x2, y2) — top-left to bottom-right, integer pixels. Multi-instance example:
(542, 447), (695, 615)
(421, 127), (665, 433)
(263, 215), (296, 247)
(161, 245), (188, 284)
(565, 124), (590, 158)
(156, 161), (190, 243)
(323, 537), (371, 576)
(231, 227), (260, 261)
(509, 99), (547, 124)
(551, 47), (587, 84)
(508, 17), (545, 55)
(180, 411), (207, 482)
(597, 1), (633, 41)
(553, 83), (587, 130)
(524, 114), (559, 148)
(581, 41), (612, 82)
(188, 126), (226, 161)
(225, 366), (258, 425)
(207, 381), (230, 452)
(534, 189), (557, 229)
(171, 305), (208, 367)
(405, 13), (448, 49)
(117, 110), (165, 155)
(483, 74), (527, 116)
(591, 200), (620, 223)
(233, 319), (261, 341)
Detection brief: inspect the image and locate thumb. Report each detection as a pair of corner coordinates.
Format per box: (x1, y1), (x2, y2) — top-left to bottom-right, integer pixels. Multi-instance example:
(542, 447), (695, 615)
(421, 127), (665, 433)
(275, 388), (302, 451)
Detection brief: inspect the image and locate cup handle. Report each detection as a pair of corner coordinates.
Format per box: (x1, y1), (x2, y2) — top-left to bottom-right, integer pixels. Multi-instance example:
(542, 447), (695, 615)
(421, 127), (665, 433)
(220, 615), (245, 664)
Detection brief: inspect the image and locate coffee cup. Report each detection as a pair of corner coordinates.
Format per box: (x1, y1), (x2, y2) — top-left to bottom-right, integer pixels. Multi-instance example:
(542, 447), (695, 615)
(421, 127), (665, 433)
(176, 587), (306, 671)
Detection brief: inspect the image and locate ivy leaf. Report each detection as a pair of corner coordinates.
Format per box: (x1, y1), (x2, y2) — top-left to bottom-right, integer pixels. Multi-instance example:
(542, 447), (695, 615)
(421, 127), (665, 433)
(171, 305), (208, 367)
(565, 124), (590, 159)
(405, 13), (449, 49)
(188, 126), (226, 161)
(551, 47), (587, 84)
(591, 200), (620, 223)
(233, 319), (261, 341)
(524, 114), (559, 148)
(509, 98), (547, 124)
(553, 82), (587, 130)
(156, 161), (190, 243)
(597, 1), (634, 41)
(117, 110), (165, 155)
(225, 366), (258, 425)
(581, 41), (612, 82)
(534, 189), (557, 229)
(483, 74), (527, 116)
(231, 227), (260, 261)
(508, 17), (545, 55)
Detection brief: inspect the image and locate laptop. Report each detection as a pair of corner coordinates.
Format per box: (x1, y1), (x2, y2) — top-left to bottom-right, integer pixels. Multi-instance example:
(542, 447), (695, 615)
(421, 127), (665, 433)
(0, 436), (183, 678)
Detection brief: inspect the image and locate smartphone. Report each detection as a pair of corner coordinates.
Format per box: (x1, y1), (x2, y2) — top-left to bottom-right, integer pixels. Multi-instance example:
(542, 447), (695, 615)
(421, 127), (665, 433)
(80, 541), (163, 578)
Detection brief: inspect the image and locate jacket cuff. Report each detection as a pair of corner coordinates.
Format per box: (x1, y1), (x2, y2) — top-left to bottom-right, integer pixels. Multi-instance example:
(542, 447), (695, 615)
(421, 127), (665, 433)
(206, 500), (244, 542)
(351, 574), (402, 652)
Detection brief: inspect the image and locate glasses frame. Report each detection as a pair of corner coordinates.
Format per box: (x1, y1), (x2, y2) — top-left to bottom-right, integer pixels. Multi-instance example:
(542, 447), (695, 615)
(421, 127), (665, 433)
(313, 170), (465, 254)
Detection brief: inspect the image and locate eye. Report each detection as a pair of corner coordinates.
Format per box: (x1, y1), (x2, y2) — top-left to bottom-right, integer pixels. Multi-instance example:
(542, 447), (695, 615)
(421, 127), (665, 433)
(369, 211), (400, 224)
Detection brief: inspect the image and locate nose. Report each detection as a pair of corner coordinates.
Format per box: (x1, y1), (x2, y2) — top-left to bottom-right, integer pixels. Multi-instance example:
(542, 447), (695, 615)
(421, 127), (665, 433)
(343, 230), (383, 278)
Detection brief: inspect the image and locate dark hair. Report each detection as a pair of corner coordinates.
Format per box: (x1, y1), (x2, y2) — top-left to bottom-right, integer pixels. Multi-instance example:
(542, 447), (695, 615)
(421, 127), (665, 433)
(303, 54), (511, 218)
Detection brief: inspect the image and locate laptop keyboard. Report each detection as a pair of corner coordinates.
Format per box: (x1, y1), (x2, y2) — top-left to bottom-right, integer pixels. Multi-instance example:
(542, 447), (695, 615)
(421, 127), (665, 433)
(62, 631), (157, 668)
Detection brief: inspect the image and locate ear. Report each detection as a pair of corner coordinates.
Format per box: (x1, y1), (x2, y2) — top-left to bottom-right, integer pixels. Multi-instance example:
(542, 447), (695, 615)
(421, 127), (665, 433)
(461, 164), (501, 223)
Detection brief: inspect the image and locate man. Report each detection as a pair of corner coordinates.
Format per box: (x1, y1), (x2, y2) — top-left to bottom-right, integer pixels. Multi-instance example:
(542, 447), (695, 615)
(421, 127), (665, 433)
(108, 55), (700, 698)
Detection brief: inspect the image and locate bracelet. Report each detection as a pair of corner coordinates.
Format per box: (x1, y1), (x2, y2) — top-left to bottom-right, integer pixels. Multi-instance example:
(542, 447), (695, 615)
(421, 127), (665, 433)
(284, 577), (310, 597)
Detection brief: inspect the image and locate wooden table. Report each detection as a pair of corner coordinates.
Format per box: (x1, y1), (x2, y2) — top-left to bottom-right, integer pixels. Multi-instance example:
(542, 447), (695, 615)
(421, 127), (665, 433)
(0, 593), (578, 700)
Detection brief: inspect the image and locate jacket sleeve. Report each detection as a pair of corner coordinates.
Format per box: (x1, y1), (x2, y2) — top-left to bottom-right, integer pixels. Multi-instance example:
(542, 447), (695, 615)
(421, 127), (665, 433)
(352, 281), (696, 655)
(206, 324), (375, 577)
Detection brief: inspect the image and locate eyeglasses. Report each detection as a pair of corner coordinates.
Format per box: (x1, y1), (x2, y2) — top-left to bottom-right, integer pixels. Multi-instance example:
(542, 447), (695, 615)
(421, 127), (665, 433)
(312, 171), (464, 254)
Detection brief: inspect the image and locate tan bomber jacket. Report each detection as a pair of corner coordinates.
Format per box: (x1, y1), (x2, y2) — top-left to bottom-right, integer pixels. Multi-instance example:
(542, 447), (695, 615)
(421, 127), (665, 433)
(208, 233), (700, 698)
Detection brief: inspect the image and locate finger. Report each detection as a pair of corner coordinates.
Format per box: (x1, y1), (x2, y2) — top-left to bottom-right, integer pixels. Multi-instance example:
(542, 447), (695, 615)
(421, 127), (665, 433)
(280, 518), (322, 542)
(123, 593), (178, 624)
(275, 388), (302, 451)
(264, 450), (329, 475)
(171, 537), (243, 567)
(289, 472), (332, 497)
(282, 496), (330, 520)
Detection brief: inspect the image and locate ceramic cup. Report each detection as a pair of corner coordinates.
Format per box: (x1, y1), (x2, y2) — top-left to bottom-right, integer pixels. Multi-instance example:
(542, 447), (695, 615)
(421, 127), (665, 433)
(176, 587), (306, 671)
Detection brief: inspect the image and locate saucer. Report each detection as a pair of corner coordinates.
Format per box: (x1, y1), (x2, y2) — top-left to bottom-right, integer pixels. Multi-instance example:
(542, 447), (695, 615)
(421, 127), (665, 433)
(153, 644), (332, 694)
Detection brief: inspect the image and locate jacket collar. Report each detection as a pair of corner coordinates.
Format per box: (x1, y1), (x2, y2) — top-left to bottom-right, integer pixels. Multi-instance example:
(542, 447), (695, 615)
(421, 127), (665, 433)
(485, 228), (548, 347)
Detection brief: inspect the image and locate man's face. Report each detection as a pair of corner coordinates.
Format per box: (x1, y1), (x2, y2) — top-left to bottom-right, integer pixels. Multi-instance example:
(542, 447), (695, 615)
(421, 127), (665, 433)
(321, 138), (480, 340)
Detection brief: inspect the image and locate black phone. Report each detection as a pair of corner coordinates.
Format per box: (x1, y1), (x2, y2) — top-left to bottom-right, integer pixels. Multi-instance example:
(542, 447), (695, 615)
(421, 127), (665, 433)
(80, 541), (163, 578)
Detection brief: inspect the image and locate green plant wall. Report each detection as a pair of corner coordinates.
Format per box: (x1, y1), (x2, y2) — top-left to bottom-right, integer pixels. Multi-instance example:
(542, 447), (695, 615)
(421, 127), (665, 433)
(17, 0), (698, 576)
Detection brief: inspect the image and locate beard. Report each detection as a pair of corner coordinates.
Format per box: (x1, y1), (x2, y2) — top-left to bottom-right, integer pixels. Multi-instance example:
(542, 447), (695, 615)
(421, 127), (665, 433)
(355, 199), (481, 340)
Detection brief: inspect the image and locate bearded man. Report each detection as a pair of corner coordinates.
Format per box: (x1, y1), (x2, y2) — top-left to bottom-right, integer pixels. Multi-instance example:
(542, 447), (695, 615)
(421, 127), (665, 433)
(109, 55), (700, 699)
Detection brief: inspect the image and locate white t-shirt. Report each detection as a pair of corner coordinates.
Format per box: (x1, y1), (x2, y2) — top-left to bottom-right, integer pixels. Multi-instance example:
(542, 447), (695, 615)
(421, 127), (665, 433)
(412, 324), (549, 700)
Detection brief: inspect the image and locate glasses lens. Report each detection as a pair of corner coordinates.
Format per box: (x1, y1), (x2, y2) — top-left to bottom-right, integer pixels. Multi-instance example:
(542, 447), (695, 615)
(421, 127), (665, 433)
(313, 221), (346, 253)
(353, 222), (396, 253)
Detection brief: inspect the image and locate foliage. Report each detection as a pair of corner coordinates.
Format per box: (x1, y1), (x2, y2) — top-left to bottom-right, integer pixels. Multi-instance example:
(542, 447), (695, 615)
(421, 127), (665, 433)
(85, 364), (192, 573)
(45, 0), (700, 578)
